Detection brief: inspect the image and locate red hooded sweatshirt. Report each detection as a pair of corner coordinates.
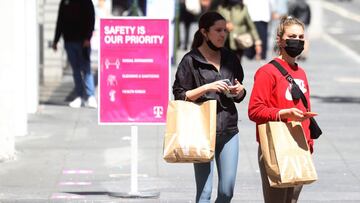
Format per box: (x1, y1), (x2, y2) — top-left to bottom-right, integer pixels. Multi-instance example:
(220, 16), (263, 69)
(248, 58), (314, 150)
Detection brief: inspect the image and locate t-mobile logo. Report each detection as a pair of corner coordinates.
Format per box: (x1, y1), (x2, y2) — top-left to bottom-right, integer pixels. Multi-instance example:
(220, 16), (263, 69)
(153, 106), (163, 118)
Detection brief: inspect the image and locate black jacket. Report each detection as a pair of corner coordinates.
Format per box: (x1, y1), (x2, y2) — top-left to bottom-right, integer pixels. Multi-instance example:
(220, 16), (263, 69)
(173, 48), (246, 137)
(54, 0), (95, 44)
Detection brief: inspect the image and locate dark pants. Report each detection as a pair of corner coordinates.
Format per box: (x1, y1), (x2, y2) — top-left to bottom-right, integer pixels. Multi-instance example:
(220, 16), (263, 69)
(179, 2), (196, 50)
(64, 42), (95, 98)
(244, 21), (268, 60)
(258, 147), (303, 203)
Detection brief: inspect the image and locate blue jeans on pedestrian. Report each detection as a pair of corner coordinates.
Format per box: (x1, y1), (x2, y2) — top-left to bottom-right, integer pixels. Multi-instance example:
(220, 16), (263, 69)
(64, 41), (95, 98)
(194, 133), (239, 203)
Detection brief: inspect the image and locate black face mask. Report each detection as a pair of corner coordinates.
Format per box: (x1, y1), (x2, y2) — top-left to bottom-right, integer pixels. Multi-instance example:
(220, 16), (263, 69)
(284, 39), (304, 57)
(206, 39), (221, 51)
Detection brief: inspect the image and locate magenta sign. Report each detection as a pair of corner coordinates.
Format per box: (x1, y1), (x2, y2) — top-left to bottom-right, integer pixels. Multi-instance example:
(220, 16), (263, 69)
(98, 18), (169, 124)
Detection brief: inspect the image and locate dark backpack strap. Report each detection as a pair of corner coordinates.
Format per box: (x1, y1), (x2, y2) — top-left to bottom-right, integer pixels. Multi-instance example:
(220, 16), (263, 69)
(270, 60), (295, 84)
(270, 60), (288, 76)
(269, 60), (309, 110)
(298, 87), (309, 110)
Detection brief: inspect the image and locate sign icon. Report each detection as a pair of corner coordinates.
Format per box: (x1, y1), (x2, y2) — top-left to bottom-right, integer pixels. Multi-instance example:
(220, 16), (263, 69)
(109, 90), (116, 102)
(105, 58), (120, 69)
(107, 74), (118, 87)
(153, 106), (163, 118)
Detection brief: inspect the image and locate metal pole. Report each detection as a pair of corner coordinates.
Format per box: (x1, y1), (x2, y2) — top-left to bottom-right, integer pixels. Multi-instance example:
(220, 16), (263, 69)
(130, 125), (138, 194)
(108, 125), (159, 198)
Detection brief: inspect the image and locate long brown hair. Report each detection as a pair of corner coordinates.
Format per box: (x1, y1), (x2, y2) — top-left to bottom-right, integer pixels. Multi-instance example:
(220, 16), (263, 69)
(191, 11), (225, 50)
(277, 15), (305, 38)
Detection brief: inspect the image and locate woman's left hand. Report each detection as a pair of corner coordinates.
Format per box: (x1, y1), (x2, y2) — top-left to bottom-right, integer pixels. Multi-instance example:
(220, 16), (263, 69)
(226, 22), (234, 32)
(229, 79), (245, 97)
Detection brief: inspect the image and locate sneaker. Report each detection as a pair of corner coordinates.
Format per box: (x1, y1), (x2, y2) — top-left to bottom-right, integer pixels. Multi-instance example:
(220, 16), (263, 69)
(86, 96), (97, 108)
(69, 97), (82, 108)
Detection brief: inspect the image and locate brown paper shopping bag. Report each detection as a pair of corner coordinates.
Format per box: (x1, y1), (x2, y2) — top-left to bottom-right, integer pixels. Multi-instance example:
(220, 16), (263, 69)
(163, 100), (217, 163)
(258, 121), (318, 188)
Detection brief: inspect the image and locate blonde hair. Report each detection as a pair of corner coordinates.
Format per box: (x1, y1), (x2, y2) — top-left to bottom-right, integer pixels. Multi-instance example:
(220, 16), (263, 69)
(277, 15), (305, 38)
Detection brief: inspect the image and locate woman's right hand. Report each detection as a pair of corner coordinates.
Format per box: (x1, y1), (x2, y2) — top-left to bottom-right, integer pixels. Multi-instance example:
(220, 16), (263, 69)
(278, 108), (306, 122)
(185, 80), (228, 101)
(203, 80), (229, 93)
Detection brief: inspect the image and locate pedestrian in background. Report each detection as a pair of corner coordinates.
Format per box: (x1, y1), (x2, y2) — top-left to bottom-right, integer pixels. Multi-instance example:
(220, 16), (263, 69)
(288, 0), (311, 60)
(248, 16), (315, 203)
(173, 11), (246, 202)
(91, 0), (112, 51)
(270, 0), (289, 55)
(178, 0), (198, 50)
(200, 0), (213, 12)
(243, 0), (272, 61)
(217, 0), (262, 62)
(52, 0), (97, 108)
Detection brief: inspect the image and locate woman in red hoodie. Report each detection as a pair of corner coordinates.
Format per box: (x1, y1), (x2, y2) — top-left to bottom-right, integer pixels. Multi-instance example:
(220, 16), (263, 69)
(248, 16), (315, 203)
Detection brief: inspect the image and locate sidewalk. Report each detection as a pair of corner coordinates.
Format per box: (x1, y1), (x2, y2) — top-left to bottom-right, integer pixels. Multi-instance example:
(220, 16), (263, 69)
(1, 36), (360, 202)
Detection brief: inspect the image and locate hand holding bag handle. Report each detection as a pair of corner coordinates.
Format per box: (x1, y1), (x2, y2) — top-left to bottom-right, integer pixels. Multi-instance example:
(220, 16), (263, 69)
(269, 60), (323, 139)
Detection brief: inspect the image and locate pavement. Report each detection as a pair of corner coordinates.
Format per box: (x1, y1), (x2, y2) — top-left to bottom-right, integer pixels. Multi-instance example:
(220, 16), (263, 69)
(2, 9), (360, 203)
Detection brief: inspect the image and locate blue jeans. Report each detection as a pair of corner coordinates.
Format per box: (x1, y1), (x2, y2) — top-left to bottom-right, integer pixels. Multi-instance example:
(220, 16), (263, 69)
(194, 133), (239, 203)
(64, 42), (95, 98)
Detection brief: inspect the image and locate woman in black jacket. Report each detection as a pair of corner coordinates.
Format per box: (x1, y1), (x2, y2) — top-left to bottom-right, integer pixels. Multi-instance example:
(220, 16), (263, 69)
(173, 11), (246, 203)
